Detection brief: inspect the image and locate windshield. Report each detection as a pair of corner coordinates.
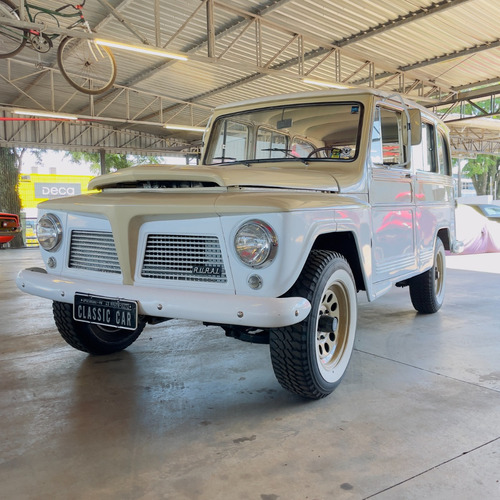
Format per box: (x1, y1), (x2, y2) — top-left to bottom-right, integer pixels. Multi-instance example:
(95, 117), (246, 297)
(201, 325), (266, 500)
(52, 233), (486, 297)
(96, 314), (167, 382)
(205, 102), (363, 165)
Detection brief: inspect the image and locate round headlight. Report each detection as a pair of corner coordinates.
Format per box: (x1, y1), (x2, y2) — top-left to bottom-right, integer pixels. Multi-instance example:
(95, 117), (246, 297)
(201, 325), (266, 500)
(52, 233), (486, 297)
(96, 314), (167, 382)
(234, 220), (278, 268)
(36, 213), (62, 251)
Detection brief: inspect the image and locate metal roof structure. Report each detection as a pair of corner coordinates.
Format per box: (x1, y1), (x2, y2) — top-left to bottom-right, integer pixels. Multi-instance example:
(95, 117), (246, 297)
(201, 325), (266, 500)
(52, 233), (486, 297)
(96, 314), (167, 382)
(1, 0), (500, 157)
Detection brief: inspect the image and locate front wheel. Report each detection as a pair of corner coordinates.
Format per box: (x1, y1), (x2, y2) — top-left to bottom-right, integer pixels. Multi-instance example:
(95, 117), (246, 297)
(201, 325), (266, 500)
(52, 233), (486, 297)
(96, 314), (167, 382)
(57, 36), (117, 95)
(0, 0), (27, 58)
(52, 301), (145, 355)
(270, 250), (357, 399)
(409, 237), (446, 314)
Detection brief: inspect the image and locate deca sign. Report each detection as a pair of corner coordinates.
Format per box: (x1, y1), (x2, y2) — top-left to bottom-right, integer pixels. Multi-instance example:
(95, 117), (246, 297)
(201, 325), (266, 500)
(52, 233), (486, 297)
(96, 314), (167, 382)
(34, 183), (82, 200)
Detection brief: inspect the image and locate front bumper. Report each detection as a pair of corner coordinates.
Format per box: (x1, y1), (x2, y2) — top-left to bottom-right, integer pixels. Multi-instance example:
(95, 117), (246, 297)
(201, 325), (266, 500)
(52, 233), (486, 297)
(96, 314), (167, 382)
(451, 239), (464, 254)
(16, 268), (311, 328)
(0, 227), (21, 243)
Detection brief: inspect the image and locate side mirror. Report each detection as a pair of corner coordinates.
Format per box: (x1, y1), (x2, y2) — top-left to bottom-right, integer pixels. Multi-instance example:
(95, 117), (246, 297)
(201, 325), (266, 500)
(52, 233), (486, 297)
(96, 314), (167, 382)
(403, 109), (422, 146)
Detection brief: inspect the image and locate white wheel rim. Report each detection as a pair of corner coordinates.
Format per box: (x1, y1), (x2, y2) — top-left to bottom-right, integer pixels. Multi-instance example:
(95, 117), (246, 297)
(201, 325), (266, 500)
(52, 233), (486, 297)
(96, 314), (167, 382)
(434, 245), (446, 304)
(315, 268), (356, 383)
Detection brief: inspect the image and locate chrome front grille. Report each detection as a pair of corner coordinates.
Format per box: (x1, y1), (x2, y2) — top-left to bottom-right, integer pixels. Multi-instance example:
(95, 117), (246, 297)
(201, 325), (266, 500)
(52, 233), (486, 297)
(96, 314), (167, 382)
(141, 234), (227, 283)
(69, 231), (121, 274)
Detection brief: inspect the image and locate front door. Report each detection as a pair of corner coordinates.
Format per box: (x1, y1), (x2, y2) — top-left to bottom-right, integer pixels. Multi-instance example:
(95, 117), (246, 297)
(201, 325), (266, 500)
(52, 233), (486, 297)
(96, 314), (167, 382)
(370, 105), (417, 283)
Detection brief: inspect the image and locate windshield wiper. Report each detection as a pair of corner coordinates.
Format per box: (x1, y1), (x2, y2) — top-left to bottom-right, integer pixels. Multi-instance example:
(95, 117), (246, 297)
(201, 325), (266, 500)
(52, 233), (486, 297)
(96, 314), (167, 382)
(260, 148), (293, 156)
(260, 148), (309, 165)
(212, 156), (311, 167)
(212, 158), (253, 167)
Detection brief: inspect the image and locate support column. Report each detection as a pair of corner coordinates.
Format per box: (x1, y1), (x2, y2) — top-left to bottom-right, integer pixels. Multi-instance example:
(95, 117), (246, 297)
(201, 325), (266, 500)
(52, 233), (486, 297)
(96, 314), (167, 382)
(100, 149), (106, 176)
(206, 0), (215, 58)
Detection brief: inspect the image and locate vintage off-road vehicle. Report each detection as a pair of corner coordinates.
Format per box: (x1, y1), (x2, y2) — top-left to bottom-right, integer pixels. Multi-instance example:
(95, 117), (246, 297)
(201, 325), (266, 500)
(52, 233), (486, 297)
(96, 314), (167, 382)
(17, 89), (462, 399)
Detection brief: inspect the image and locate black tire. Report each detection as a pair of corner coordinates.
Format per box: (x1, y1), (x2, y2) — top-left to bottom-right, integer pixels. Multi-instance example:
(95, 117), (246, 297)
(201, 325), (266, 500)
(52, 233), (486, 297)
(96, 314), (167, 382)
(57, 36), (116, 95)
(52, 301), (145, 355)
(0, 0), (27, 58)
(270, 250), (357, 399)
(409, 237), (446, 314)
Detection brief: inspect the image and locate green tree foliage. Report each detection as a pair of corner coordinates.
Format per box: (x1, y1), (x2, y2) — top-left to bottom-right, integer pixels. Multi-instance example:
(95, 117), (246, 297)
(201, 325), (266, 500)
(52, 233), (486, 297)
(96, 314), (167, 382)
(439, 96), (500, 118)
(66, 151), (162, 175)
(461, 98), (500, 117)
(462, 154), (500, 198)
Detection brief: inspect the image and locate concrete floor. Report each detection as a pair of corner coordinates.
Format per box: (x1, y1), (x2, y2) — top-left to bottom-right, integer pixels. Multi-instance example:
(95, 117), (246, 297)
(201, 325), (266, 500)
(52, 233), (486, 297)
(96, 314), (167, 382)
(0, 248), (499, 500)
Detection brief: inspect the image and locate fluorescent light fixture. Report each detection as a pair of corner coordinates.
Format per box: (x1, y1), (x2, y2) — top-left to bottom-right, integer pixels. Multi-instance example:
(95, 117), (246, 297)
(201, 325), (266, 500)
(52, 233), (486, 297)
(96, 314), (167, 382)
(95, 39), (188, 61)
(164, 124), (206, 133)
(303, 78), (351, 89)
(14, 109), (78, 120)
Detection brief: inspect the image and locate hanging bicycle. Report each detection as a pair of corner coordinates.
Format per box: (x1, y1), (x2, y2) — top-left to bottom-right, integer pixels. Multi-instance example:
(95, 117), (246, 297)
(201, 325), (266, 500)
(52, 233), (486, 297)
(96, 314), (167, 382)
(0, 0), (116, 95)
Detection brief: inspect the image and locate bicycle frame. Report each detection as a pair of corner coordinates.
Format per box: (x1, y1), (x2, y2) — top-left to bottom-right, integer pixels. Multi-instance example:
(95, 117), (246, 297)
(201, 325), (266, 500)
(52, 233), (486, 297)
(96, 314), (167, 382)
(23, 0), (88, 40)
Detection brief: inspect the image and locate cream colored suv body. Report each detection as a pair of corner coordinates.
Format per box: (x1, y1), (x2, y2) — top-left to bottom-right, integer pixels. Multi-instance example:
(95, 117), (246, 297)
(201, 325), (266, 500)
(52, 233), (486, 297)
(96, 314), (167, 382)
(17, 89), (461, 399)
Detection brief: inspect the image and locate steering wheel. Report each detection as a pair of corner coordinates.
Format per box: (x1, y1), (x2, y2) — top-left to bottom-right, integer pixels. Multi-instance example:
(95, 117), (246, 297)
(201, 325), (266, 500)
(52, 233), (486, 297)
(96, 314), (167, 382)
(306, 146), (333, 159)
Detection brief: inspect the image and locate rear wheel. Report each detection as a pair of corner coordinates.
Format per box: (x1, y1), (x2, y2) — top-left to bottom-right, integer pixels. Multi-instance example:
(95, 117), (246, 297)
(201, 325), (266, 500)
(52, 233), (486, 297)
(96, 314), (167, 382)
(53, 301), (145, 355)
(409, 237), (446, 314)
(57, 36), (116, 95)
(0, 0), (27, 58)
(270, 250), (357, 399)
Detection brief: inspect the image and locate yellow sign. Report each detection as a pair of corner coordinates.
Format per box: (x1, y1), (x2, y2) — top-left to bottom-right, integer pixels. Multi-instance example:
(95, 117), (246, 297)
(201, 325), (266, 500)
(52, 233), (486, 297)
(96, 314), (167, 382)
(18, 173), (95, 209)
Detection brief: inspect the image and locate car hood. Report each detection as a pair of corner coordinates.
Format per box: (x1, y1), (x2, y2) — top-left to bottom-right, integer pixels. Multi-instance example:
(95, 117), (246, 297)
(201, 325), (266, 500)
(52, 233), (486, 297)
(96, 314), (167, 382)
(88, 163), (349, 193)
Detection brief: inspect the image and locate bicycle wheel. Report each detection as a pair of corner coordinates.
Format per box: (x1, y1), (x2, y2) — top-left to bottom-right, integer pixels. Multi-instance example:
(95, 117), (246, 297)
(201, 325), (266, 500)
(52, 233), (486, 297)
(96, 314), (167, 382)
(57, 36), (116, 95)
(0, 0), (27, 58)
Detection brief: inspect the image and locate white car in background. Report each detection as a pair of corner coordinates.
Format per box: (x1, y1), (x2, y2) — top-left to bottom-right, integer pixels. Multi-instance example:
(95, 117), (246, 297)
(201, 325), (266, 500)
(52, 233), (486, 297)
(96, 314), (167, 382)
(455, 204), (500, 254)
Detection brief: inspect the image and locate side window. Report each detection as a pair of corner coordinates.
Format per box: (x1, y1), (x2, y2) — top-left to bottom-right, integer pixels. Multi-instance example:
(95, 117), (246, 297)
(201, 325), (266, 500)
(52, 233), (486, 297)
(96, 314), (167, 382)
(209, 120), (248, 163)
(371, 107), (405, 166)
(414, 122), (437, 172)
(256, 128), (289, 158)
(412, 124), (450, 175)
(436, 131), (450, 175)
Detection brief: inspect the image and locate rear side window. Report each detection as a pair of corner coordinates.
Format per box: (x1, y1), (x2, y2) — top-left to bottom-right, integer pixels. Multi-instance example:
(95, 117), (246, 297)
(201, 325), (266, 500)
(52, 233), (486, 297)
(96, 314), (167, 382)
(414, 122), (436, 172)
(412, 122), (450, 175)
(436, 131), (450, 175)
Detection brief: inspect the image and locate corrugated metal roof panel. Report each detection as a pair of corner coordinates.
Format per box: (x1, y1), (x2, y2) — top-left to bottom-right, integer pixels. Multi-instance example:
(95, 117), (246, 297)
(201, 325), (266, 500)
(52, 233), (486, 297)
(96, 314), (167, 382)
(2, 0), (499, 153)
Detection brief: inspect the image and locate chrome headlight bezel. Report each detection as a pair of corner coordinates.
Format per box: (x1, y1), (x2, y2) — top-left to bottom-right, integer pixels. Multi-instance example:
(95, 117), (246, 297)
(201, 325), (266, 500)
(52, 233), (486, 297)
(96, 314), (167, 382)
(36, 213), (63, 252)
(234, 219), (278, 268)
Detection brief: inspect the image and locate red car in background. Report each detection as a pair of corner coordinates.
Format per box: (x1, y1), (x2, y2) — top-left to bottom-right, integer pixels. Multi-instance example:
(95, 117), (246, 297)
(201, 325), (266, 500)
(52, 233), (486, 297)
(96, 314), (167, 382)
(0, 213), (21, 246)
